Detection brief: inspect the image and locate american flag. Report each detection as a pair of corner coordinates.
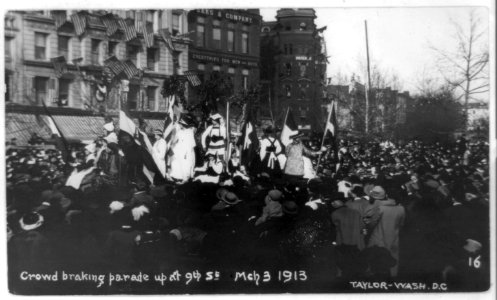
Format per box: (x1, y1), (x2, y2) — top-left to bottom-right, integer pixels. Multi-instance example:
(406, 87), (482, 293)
(51, 10), (67, 29)
(184, 70), (202, 87)
(51, 56), (68, 78)
(142, 22), (154, 48)
(118, 18), (137, 42)
(122, 60), (140, 79)
(159, 28), (175, 53)
(70, 12), (87, 36)
(104, 55), (125, 76)
(101, 13), (119, 36)
(162, 95), (176, 142)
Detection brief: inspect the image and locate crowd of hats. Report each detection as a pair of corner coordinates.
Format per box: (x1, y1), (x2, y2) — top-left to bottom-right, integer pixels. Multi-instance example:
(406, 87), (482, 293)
(6, 137), (490, 285)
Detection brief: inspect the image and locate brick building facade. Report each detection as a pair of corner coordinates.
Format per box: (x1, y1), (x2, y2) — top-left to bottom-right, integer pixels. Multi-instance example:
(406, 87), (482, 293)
(260, 9), (327, 131)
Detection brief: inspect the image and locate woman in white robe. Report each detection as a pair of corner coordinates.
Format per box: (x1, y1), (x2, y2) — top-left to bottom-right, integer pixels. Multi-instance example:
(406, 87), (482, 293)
(168, 117), (197, 183)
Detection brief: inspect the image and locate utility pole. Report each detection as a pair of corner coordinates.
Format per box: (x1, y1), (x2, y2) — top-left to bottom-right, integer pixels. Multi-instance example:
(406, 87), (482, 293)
(364, 20), (372, 134)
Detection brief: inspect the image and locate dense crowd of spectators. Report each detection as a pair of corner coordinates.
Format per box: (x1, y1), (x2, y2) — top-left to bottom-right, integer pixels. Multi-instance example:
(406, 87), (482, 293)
(7, 135), (490, 291)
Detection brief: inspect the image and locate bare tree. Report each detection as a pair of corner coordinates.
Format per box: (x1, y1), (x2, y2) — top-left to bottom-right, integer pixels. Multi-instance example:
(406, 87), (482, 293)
(431, 9), (489, 131)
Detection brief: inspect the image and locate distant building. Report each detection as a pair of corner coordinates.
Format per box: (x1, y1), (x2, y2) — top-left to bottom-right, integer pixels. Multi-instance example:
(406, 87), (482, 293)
(260, 8), (327, 131)
(5, 10), (190, 144)
(187, 9), (262, 105)
(326, 77), (411, 138)
(467, 102), (488, 130)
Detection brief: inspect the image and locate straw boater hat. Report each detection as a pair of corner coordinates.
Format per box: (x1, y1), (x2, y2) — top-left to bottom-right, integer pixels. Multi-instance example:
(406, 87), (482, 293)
(19, 212), (44, 231)
(282, 201), (299, 215)
(222, 192), (242, 205)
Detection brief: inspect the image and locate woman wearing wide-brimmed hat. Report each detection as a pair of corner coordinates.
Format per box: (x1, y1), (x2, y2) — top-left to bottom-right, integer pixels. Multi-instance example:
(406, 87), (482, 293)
(283, 131), (323, 182)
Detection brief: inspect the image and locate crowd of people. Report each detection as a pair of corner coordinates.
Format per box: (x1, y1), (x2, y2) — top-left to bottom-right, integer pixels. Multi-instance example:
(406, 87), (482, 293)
(6, 112), (490, 291)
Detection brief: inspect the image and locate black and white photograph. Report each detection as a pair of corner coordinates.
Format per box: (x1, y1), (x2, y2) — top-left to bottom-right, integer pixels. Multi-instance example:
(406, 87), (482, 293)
(2, 0), (495, 296)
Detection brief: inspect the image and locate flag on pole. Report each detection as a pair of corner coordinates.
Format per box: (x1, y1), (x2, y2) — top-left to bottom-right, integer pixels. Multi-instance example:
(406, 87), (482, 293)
(41, 100), (69, 162)
(184, 70), (202, 87)
(280, 108), (299, 146)
(51, 56), (68, 78)
(237, 111), (260, 168)
(142, 22), (154, 48)
(71, 12), (87, 36)
(51, 10), (67, 29)
(159, 28), (175, 53)
(122, 60), (140, 79)
(101, 13), (119, 36)
(324, 100), (338, 138)
(162, 95), (176, 142)
(119, 93), (165, 184)
(118, 18), (137, 42)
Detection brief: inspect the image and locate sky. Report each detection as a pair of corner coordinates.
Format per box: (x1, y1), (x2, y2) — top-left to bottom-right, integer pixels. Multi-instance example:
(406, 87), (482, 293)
(260, 6), (490, 97)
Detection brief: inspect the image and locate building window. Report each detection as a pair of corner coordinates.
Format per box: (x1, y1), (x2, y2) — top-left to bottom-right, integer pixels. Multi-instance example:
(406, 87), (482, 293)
(213, 28), (221, 49)
(126, 11), (135, 19)
(147, 86), (157, 111)
(128, 84), (140, 110)
(5, 37), (12, 60)
(58, 35), (70, 58)
(197, 63), (205, 71)
(242, 69), (249, 90)
(241, 32), (248, 54)
(213, 65), (221, 72)
(171, 13), (181, 36)
(35, 32), (47, 60)
(58, 79), (70, 106)
(127, 44), (140, 66)
(197, 63), (205, 83)
(196, 25), (205, 47)
(147, 48), (158, 71)
(34, 77), (49, 103)
(285, 63), (292, 76)
(227, 30), (234, 52)
(145, 11), (154, 24)
(108, 41), (118, 57)
(91, 39), (101, 65)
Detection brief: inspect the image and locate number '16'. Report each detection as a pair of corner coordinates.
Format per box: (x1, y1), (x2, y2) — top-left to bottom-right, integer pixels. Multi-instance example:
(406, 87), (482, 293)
(468, 255), (481, 268)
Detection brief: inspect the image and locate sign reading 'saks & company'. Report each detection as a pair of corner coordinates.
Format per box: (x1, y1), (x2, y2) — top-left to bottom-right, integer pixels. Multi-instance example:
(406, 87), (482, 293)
(194, 9), (259, 24)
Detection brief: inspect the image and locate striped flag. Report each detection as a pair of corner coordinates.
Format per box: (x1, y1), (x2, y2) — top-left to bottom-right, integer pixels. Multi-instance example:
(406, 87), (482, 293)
(51, 56), (68, 78)
(122, 60), (140, 79)
(101, 13), (119, 36)
(71, 12), (87, 36)
(162, 95), (176, 142)
(51, 10), (67, 29)
(142, 22), (154, 48)
(118, 18), (137, 42)
(104, 55), (125, 76)
(119, 94), (165, 184)
(184, 70), (202, 87)
(280, 108), (299, 146)
(159, 28), (175, 53)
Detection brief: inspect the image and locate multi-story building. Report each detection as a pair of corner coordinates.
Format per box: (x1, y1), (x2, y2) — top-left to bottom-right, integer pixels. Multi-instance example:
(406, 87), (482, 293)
(5, 10), (190, 145)
(187, 9), (262, 106)
(260, 8), (327, 131)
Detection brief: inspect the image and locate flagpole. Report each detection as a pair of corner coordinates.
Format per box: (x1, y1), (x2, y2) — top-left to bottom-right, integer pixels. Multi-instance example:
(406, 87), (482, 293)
(315, 100), (334, 173)
(225, 99), (230, 165)
(41, 100), (69, 162)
